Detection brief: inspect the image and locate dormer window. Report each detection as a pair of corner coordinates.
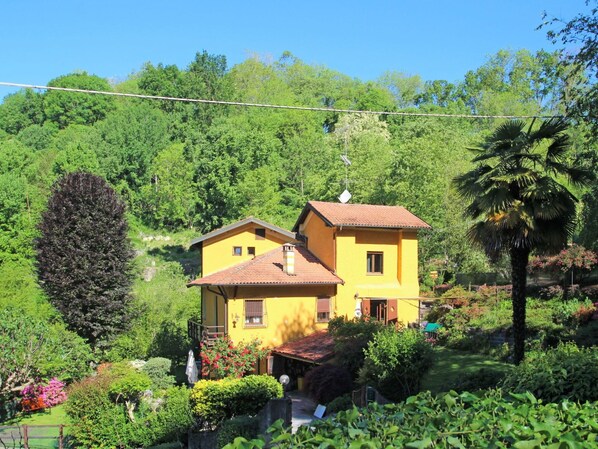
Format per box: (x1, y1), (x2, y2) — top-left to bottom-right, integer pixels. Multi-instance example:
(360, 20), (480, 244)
(367, 252), (383, 274)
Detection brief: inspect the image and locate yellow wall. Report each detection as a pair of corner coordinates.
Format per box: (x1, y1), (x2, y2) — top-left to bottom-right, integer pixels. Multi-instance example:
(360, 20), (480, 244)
(202, 224), (295, 276)
(302, 217), (422, 327)
(205, 285), (336, 348)
(301, 211), (335, 269)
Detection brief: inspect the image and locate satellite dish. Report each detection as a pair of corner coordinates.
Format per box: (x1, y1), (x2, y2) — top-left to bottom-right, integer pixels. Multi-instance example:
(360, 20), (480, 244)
(339, 189), (352, 204)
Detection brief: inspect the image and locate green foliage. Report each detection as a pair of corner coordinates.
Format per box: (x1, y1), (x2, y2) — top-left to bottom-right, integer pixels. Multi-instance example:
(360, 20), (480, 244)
(229, 390), (598, 448)
(36, 172), (134, 346)
(17, 124), (57, 151)
(501, 343), (598, 403)
(0, 308), (91, 403)
(66, 369), (192, 448)
(44, 72), (115, 128)
(217, 415), (260, 449)
(141, 143), (196, 229)
(304, 364), (353, 404)
(107, 363), (152, 402)
(327, 316), (385, 378)
(105, 259), (198, 363)
(0, 89), (44, 134)
(325, 394), (353, 414)
(93, 102), (169, 194)
(190, 375), (283, 428)
(359, 328), (434, 401)
(142, 357), (175, 390)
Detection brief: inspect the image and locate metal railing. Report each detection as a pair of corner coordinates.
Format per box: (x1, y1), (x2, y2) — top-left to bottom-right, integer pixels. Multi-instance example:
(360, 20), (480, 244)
(188, 320), (226, 346)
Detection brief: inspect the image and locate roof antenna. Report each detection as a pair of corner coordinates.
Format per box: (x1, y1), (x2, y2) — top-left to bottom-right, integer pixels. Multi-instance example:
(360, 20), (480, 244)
(339, 126), (352, 204)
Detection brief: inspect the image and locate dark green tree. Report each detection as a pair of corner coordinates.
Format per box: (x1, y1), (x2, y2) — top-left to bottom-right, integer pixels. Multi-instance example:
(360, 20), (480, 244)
(454, 118), (592, 364)
(36, 172), (134, 346)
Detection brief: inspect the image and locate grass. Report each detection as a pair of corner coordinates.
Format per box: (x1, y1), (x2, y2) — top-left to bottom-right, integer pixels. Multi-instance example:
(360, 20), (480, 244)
(421, 347), (513, 394)
(0, 405), (70, 449)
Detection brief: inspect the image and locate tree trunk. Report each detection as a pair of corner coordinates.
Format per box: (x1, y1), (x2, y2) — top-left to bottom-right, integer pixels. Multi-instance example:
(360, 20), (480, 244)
(510, 246), (530, 365)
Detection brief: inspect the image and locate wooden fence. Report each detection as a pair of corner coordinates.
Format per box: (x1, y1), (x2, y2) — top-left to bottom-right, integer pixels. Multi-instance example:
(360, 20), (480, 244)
(0, 424), (68, 449)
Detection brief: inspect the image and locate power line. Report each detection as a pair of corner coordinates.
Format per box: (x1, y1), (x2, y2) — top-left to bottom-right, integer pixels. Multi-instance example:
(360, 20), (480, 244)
(0, 81), (564, 120)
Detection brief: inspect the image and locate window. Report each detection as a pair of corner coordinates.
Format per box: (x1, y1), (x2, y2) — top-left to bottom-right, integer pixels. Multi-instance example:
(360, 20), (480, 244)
(244, 300), (264, 326)
(316, 297), (331, 322)
(248, 246), (256, 256)
(367, 252), (383, 274)
(255, 228), (266, 240)
(233, 246), (242, 256)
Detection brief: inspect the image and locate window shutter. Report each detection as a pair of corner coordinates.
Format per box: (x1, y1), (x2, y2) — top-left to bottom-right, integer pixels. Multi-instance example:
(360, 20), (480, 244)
(387, 299), (398, 321)
(317, 297), (330, 314)
(245, 300), (263, 318)
(361, 299), (371, 316)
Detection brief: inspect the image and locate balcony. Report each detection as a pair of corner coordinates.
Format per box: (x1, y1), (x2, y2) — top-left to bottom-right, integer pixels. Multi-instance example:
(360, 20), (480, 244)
(188, 320), (226, 347)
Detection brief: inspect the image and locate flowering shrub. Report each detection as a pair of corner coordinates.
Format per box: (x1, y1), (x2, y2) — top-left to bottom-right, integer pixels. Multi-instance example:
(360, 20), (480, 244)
(41, 378), (67, 407)
(21, 378), (67, 411)
(200, 337), (269, 379)
(529, 244), (598, 286)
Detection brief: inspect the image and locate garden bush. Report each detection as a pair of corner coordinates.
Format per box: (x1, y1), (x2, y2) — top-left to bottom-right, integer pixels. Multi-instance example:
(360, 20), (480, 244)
(225, 389), (598, 448)
(501, 343), (598, 403)
(327, 316), (385, 378)
(66, 368), (193, 448)
(191, 374), (283, 428)
(217, 415), (259, 449)
(304, 364), (353, 404)
(142, 357), (175, 390)
(359, 328), (434, 401)
(326, 394), (353, 414)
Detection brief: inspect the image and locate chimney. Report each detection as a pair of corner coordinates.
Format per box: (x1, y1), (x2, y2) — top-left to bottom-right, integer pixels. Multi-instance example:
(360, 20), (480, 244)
(282, 243), (296, 276)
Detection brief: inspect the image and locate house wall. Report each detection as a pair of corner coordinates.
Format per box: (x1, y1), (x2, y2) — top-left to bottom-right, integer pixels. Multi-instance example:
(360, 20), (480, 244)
(301, 211), (335, 270)
(202, 223), (295, 276)
(302, 214), (422, 326)
(209, 285), (336, 348)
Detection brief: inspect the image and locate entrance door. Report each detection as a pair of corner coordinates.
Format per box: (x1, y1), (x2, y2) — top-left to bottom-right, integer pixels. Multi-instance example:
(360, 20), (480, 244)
(361, 298), (398, 325)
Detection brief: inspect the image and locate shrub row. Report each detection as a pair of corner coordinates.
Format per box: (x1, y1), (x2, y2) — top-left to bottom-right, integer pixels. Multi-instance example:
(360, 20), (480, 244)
(190, 374), (282, 428)
(500, 342), (598, 403)
(225, 389), (598, 448)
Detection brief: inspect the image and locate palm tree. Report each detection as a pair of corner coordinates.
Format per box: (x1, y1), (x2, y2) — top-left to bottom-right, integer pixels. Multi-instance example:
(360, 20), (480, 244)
(454, 118), (592, 364)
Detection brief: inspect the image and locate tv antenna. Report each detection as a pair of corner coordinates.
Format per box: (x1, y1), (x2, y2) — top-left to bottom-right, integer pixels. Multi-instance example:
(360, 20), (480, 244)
(338, 126), (352, 204)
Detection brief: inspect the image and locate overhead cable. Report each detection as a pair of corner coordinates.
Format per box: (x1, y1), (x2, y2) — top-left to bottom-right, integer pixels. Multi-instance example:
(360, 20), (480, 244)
(0, 81), (563, 120)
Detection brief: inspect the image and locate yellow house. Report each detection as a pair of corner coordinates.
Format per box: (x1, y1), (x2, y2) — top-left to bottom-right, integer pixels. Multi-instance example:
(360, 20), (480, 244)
(188, 201), (430, 366)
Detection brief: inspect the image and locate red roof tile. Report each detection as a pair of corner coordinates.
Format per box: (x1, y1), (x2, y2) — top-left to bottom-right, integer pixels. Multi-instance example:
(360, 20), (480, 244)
(271, 330), (335, 363)
(293, 201), (431, 231)
(187, 245), (344, 287)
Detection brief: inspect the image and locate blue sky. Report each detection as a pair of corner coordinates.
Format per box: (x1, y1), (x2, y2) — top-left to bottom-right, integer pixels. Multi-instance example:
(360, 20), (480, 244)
(0, 1), (589, 99)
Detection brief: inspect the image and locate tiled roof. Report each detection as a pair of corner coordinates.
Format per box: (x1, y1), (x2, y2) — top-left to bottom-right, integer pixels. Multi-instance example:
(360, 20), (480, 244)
(190, 217), (297, 249)
(271, 330), (335, 364)
(293, 201), (431, 231)
(187, 246), (344, 287)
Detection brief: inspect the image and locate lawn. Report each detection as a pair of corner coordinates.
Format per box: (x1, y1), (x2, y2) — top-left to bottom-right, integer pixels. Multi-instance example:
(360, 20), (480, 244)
(0, 404), (70, 449)
(421, 347), (513, 393)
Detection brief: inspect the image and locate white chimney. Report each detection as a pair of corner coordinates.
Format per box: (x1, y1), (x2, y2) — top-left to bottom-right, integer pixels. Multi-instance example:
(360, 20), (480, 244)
(282, 244), (296, 276)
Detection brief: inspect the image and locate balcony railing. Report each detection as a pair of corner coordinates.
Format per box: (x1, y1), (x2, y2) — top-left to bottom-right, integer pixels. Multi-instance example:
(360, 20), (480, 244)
(188, 320), (226, 347)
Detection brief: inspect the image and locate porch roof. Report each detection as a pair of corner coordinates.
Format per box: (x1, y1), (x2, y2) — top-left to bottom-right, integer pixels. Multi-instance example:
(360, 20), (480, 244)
(187, 245), (344, 287)
(271, 330), (335, 364)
